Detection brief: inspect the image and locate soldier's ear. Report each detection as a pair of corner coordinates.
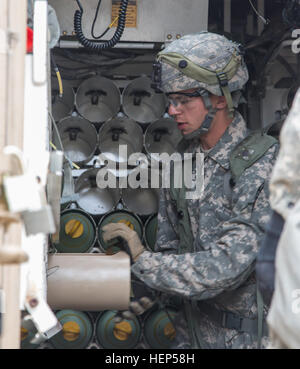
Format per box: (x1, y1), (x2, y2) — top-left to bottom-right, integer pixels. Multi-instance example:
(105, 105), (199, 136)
(215, 96), (227, 109)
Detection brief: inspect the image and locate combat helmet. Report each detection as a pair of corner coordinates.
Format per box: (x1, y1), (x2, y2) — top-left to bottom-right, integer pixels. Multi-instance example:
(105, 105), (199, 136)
(152, 32), (249, 139)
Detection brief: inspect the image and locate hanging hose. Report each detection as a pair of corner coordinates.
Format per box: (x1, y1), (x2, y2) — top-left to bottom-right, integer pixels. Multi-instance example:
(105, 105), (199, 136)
(74, 0), (129, 51)
(51, 54), (63, 97)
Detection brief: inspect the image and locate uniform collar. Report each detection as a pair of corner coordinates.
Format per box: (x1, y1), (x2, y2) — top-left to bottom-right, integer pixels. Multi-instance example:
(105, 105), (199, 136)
(176, 112), (249, 169)
(205, 112), (249, 170)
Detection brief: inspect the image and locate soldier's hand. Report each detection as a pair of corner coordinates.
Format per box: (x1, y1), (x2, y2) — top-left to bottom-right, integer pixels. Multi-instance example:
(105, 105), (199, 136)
(114, 297), (156, 322)
(113, 281), (157, 322)
(102, 222), (145, 263)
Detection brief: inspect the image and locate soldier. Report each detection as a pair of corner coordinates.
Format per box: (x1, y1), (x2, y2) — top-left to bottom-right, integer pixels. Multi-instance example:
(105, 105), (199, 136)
(102, 32), (279, 349)
(261, 88), (300, 349)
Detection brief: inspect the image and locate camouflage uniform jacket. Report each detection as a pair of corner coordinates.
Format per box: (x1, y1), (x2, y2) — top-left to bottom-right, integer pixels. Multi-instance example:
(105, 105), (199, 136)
(132, 112), (278, 348)
(269, 88), (300, 220)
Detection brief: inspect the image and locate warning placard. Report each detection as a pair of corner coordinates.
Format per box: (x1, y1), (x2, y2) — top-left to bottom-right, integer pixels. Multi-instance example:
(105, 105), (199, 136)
(112, 0), (137, 28)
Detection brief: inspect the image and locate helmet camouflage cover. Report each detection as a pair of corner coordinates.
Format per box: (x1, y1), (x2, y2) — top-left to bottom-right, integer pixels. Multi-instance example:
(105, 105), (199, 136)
(157, 32), (249, 97)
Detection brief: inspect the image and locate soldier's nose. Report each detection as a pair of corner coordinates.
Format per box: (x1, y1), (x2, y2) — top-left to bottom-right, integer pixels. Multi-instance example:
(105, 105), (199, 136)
(168, 103), (181, 115)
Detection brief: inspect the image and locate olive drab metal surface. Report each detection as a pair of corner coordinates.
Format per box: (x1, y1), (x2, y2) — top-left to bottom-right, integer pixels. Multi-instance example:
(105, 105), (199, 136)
(53, 209), (97, 253)
(50, 310), (93, 349)
(144, 214), (158, 251)
(95, 310), (141, 349)
(20, 326), (39, 349)
(143, 308), (177, 349)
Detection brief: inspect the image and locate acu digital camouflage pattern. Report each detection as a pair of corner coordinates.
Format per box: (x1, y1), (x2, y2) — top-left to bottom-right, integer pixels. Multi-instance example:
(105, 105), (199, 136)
(158, 32), (249, 95)
(132, 112), (278, 348)
(269, 87), (300, 220)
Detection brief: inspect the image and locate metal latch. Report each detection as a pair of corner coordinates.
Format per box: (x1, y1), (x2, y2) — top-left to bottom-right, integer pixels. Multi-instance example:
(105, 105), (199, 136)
(22, 205), (55, 236)
(3, 173), (45, 213)
(60, 160), (77, 205)
(0, 28), (19, 55)
(3, 174), (56, 236)
(23, 295), (62, 345)
(1, 146), (56, 236)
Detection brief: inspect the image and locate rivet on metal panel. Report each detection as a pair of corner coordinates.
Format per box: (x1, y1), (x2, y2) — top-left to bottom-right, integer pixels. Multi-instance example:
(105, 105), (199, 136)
(28, 298), (39, 308)
(176, 34), (181, 39)
(167, 34), (172, 40)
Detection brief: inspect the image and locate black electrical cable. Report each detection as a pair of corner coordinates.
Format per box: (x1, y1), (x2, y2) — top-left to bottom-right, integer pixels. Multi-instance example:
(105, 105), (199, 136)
(93, 25), (110, 40)
(74, 0), (129, 51)
(91, 0), (113, 40)
(91, 0), (104, 39)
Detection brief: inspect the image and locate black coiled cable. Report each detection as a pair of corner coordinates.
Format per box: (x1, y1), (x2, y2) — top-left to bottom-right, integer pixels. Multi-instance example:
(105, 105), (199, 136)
(74, 0), (129, 50)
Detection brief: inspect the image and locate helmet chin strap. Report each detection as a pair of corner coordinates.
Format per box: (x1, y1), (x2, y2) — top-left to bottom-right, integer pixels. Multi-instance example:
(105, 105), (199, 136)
(182, 93), (218, 140)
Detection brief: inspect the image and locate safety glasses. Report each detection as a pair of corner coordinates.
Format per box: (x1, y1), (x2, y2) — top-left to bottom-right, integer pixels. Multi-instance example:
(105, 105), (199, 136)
(166, 89), (207, 107)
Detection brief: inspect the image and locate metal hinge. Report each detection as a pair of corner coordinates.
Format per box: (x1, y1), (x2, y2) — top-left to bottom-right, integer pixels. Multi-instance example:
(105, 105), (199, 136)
(23, 295), (62, 345)
(0, 29), (18, 55)
(1, 147), (56, 236)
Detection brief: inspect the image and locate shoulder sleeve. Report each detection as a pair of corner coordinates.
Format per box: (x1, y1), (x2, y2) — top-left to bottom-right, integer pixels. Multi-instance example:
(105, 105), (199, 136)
(132, 145), (278, 300)
(154, 188), (180, 253)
